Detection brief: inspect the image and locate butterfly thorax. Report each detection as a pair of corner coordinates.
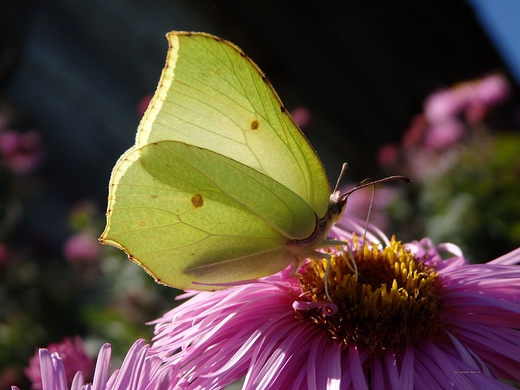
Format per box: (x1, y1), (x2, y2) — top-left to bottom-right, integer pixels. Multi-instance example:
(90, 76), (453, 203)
(287, 191), (347, 248)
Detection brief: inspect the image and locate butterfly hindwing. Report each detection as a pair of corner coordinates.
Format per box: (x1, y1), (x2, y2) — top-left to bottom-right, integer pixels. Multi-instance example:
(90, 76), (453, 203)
(102, 141), (317, 290)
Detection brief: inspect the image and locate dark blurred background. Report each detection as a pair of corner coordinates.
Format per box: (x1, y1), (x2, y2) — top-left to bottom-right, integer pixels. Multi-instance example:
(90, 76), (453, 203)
(1, 0), (520, 386)
(1, 0), (516, 245)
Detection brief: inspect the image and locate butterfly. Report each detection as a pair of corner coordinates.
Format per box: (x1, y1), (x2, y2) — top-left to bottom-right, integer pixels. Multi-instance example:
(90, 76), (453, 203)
(100, 31), (407, 291)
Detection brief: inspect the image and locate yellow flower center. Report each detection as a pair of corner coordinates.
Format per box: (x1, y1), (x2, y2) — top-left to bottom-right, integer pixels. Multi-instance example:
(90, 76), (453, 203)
(298, 235), (443, 352)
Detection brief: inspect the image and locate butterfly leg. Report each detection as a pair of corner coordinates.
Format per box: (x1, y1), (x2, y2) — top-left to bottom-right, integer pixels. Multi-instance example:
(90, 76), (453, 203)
(322, 253), (333, 302)
(290, 259), (302, 278)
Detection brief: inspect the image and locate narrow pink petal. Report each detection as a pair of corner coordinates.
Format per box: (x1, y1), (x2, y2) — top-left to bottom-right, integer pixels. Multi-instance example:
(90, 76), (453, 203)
(398, 345), (414, 390)
(39, 349), (55, 390)
(148, 368), (174, 390)
(106, 369), (119, 389)
(454, 323), (520, 360)
(71, 371), (84, 390)
(306, 331), (327, 389)
(369, 353), (385, 390)
(444, 266), (520, 286)
(123, 340), (149, 390)
(440, 345), (514, 389)
(91, 343), (112, 390)
(183, 343), (234, 379)
(137, 357), (163, 390)
(436, 242), (465, 258)
(323, 342), (341, 390)
(383, 348), (399, 389)
(489, 247), (520, 265)
(349, 344), (368, 390)
(341, 346), (370, 388)
(289, 351), (308, 390)
(457, 345), (520, 383)
(413, 354), (441, 390)
(250, 323), (318, 388)
(201, 315), (297, 383)
(52, 354), (68, 390)
(193, 313), (247, 352)
(254, 353), (287, 390)
(333, 216), (390, 246)
(421, 341), (475, 388)
(445, 292), (520, 313)
(246, 320), (307, 385)
(414, 346), (458, 389)
(109, 339), (147, 390)
(446, 332), (493, 376)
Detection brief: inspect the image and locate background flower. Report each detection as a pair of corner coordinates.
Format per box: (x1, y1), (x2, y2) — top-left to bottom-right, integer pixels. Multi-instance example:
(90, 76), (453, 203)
(15, 339), (179, 390)
(378, 73), (520, 264)
(24, 337), (94, 389)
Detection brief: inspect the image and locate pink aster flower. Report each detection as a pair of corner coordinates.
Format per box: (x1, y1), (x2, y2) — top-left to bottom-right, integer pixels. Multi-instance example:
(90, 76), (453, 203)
(25, 337), (95, 389)
(147, 216), (520, 389)
(15, 339), (178, 390)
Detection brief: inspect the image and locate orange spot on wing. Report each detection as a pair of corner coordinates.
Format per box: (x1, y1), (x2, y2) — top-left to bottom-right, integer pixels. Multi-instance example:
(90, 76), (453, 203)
(191, 194), (204, 208)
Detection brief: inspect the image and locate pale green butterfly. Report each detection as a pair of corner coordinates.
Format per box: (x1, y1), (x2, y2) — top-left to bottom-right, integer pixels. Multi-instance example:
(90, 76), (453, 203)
(100, 31), (406, 291)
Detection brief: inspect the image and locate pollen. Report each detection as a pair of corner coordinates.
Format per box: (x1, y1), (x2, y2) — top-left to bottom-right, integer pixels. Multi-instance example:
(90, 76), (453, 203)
(298, 235), (443, 352)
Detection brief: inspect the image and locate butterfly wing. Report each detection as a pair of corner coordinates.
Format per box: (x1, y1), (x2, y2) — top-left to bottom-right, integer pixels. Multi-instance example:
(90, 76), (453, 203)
(101, 140), (317, 290)
(136, 31), (330, 218)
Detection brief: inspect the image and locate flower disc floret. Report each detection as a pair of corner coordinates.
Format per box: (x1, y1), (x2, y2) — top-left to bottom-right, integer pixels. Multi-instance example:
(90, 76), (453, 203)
(299, 235), (443, 351)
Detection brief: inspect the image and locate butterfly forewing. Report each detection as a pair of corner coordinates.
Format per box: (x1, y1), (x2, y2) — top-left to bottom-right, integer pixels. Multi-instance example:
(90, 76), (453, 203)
(102, 141), (317, 289)
(136, 32), (330, 218)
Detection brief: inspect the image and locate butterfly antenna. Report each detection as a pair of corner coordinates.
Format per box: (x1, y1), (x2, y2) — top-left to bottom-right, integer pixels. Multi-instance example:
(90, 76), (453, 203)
(362, 183), (376, 245)
(333, 163), (349, 193)
(340, 175), (410, 200)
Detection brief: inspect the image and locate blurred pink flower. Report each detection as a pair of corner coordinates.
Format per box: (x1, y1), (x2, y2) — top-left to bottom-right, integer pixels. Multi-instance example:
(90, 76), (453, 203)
(137, 94), (153, 118)
(63, 233), (100, 263)
(473, 74), (511, 106)
(144, 217), (520, 388)
(465, 103), (489, 125)
(24, 337), (95, 389)
(424, 74), (510, 126)
(424, 90), (466, 124)
(0, 130), (43, 174)
(341, 184), (397, 231)
(0, 242), (9, 265)
(377, 143), (399, 168)
(392, 74), (512, 176)
(424, 118), (466, 151)
(402, 114), (428, 148)
(290, 106), (311, 129)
